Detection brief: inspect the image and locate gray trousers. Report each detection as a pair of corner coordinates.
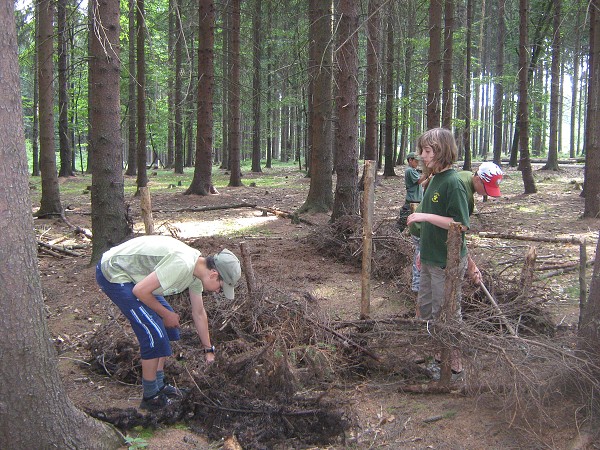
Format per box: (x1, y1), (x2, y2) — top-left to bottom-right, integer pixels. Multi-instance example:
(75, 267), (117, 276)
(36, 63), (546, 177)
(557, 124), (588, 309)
(417, 257), (468, 320)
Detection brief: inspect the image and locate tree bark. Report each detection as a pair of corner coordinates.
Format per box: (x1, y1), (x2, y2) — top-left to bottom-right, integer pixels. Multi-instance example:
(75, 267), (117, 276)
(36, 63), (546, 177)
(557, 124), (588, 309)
(492, 0), (505, 166)
(251, 0), (263, 173)
(57, 0), (74, 177)
(518, 0), (537, 194)
(185, 0), (216, 194)
(441, 0), (454, 129)
(89, 0), (131, 263)
(228, 0), (242, 187)
(364, 0), (380, 162)
(37, 0), (63, 217)
(427, 0), (442, 129)
(0, 4), (123, 446)
(462, 0), (473, 170)
(174, 0), (184, 174)
(125, 0), (137, 176)
(331, 0), (360, 221)
(383, 12), (396, 177)
(135, 0), (148, 190)
(542, 0), (561, 171)
(299, 0), (333, 213)
(584, 0), (600, 217)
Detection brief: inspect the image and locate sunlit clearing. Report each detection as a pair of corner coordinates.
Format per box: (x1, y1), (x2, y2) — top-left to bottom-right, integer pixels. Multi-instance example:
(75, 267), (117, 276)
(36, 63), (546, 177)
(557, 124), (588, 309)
(137, 214), (279, 238)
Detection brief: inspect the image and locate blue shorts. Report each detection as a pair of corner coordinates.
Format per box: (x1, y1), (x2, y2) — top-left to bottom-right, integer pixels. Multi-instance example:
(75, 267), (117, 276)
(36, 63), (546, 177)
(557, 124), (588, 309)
(96, 264), (180, 359)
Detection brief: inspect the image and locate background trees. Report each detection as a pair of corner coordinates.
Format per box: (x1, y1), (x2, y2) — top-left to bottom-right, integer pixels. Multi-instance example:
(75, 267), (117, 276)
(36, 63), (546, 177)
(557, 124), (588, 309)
(11, 0), (597, 210)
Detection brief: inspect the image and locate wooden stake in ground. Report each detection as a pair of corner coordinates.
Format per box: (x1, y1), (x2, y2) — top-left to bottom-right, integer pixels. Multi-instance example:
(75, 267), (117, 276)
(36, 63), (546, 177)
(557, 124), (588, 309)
(438, 221), (462, 386)
(239, 241), (257, 295)
(139, 186), (154, 234)
(361, 160), (376, 320)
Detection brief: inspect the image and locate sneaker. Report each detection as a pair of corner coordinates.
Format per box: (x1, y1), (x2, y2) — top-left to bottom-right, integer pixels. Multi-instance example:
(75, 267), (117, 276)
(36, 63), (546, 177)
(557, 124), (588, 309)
(140, 393), (171, 411)
(159, 383), (187, 398)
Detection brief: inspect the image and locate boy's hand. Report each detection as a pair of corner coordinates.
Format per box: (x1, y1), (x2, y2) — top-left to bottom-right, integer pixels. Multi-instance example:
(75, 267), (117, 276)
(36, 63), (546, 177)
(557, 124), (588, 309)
(162, 310), (180, 328)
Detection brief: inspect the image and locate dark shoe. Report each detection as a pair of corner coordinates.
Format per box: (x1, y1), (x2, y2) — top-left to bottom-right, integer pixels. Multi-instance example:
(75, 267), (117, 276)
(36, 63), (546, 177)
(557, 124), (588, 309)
(140, 393), (171, 411)
(159, 383), (187, 398)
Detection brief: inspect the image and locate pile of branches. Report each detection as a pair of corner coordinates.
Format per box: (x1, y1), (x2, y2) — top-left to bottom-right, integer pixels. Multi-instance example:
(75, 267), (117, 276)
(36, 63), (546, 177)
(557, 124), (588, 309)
(86, 284), (366, 448)
(304, 214), (414, 280)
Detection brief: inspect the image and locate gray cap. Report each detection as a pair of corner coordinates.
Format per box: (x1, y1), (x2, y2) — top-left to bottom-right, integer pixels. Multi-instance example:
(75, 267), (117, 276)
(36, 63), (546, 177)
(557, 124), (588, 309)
(213, 249), (241, 299)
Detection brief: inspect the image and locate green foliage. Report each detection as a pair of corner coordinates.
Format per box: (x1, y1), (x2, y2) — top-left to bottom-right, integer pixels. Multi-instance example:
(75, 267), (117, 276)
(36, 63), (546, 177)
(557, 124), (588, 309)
(125, 436), (149, 450)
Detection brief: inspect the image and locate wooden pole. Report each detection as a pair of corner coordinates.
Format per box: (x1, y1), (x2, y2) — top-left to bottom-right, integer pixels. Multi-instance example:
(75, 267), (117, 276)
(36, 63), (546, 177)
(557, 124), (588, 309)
(360, 160), (376, 320)
(439, 221), (462, 386)
(239, 241), (257, 295)
(139, 186), (154, 234)
(579, 238), (587, 330)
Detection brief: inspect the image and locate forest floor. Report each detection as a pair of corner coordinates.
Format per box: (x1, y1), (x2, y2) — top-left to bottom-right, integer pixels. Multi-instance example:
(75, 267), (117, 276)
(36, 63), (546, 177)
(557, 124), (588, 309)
(33, 162), (599, 449)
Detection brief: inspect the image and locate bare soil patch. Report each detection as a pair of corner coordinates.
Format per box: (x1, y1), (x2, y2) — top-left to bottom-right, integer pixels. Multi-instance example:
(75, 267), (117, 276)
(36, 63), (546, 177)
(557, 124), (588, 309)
(35, 164), (598, 449)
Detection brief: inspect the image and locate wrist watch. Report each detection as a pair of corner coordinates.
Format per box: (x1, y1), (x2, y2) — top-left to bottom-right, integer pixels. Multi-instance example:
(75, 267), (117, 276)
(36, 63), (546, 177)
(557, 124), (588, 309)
(202, 345), (215, 354)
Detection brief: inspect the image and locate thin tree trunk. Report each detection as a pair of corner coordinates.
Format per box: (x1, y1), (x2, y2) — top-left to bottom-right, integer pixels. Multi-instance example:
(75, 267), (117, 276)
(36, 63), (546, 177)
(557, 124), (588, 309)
(543, 0), (561, 171)
(125, 0), (137, 176)
(174, 0), (184, 174)
(37, 0), (63, 217)
(427, 0), (442, 129)
(441, 0), (454, 129)
(57, 0), (73, 177)
(251, 0), (263, 173)
(228, 0), (242, 186)
(518, 0), (537, 193)
(364, 0), (380, 162)
(136, 0), (148, 190)
(462, 0), (472, 171)
(383, 13), (396, 177)
(492, 0), (505, 166)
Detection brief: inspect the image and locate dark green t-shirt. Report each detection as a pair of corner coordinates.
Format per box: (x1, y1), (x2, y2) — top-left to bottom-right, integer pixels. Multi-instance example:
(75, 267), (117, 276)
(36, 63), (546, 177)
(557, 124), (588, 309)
(409, 170), (475, 237)
(405, 166), (423, 203)
(419, 169), (470, 268)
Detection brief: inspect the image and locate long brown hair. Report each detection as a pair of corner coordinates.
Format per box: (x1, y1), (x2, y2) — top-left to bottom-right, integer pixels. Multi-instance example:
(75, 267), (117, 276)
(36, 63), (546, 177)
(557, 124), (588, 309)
(416, 128), (457, 174)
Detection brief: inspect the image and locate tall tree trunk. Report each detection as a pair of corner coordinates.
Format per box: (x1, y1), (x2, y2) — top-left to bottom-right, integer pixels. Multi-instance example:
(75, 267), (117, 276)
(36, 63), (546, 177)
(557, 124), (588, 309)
(220, 4), (229, 169)
(364, 0), (380, 162)
(299, 0), (333, 213)
(570, 5), (582, 159)
(32, 4), (40, 177)
(185, 0), (216, 194)
(135, 0), (148, 190)
(0, 6), (122, 446)
(578, 230), (600, 355)
(332, 0), (359, 222)
(37, 0), (63, 217)
(441, 0), (454, 129)
(543, 0), (561, 171)
(427, 0), (442, 129)
(251, 0), (263, 173)
(89, 0), (131, 262)
(462, 0), (473, 171)
(399, 0), (415, 161)
(492, 0), (505, 166)
(228, 0), (242, 186)
(125, 0), (137, 176)
(383, 13), (396, 177)
(518, 0), (537, 193)
(57, 0), (73, 177)
(166, 0), (175, 168)
(266, 3), (273, 169)
(174, 0), (184, 174)
(583, 0), (600, 217)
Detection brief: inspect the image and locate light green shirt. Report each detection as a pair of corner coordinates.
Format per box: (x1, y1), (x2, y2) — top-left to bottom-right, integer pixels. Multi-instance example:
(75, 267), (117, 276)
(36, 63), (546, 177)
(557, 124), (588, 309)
(100, 235), (204, 296)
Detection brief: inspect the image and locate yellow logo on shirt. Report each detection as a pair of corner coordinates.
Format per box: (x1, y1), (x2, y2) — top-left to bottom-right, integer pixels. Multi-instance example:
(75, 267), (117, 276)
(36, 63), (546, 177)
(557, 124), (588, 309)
(432, 192), (440, 202)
